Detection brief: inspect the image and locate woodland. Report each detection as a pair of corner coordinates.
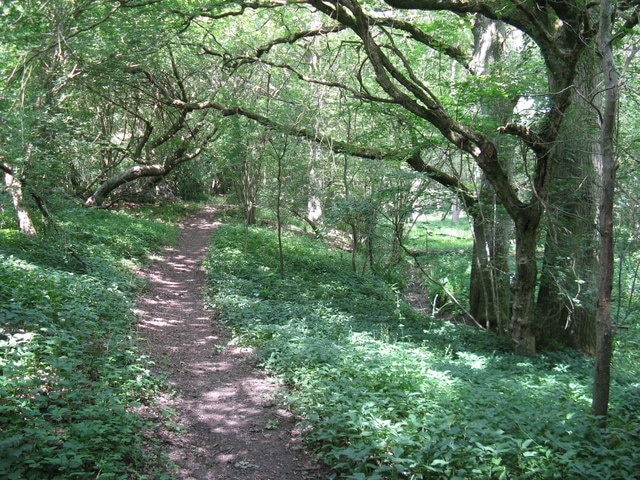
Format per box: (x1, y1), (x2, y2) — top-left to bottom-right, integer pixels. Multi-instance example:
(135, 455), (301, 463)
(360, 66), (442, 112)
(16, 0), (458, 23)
(1, 0), (640, 479)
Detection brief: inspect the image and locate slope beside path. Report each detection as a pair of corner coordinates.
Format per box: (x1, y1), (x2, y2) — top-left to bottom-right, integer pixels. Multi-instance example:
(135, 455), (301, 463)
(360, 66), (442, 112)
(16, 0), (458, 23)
(134, 206), (326, 480)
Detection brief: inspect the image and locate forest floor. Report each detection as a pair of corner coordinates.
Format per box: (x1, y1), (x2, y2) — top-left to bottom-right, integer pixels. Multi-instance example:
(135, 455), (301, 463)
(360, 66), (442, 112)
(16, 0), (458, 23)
(134, 206), (328, 480)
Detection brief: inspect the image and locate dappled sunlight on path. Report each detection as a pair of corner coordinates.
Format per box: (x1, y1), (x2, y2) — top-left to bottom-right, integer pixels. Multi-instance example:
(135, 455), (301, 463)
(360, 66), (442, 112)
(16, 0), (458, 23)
(135, 207), (325, 480)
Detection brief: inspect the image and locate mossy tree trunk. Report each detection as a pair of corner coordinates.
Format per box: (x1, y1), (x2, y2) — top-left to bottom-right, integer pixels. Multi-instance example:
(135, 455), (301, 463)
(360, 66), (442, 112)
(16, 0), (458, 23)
(535, 50), (600, 353)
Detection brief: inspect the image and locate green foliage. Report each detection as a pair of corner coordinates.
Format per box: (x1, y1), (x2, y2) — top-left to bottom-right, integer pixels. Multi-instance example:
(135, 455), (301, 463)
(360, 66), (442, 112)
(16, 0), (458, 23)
(204, 222), (640, 480)
(404, 211), (474, 311)
(0, 202), (182, 479)
(1, 200), (180, 285)
(169, 159), (216, 201)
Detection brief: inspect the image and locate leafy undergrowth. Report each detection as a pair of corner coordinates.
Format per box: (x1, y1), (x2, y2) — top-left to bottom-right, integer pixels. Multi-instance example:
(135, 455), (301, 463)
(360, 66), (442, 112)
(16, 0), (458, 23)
(204, 224), (640, 480)
(0, 200), (193, 479)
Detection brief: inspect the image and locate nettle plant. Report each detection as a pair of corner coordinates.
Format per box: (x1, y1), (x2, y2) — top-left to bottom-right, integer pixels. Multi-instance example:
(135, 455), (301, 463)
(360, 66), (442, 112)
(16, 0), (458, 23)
(0, 202), (181, 479)
(204, 223), (640, 480)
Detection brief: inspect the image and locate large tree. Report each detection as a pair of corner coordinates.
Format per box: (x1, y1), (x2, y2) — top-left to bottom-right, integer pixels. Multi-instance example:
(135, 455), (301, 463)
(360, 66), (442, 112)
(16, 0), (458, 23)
(190, 0), (637, 353)
(270, 0), (599, 353)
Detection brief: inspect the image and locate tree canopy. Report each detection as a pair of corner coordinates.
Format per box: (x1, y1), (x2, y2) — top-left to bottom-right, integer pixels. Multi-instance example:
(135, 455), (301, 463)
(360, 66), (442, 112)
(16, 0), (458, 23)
(1, 0), (639, 413)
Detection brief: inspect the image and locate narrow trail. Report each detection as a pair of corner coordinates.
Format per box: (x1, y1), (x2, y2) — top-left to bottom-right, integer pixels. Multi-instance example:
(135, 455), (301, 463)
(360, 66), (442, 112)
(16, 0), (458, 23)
(135, 207), (326, 480)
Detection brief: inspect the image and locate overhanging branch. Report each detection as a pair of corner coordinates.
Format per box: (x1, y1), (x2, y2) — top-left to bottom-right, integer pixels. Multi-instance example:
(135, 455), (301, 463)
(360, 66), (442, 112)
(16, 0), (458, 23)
(125, 60), (485, 216)
(170, 97), (481, 212)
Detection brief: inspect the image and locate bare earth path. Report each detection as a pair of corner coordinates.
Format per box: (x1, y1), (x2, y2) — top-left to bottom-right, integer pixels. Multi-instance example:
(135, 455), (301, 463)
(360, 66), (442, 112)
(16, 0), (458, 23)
(135, 207), (326, 480)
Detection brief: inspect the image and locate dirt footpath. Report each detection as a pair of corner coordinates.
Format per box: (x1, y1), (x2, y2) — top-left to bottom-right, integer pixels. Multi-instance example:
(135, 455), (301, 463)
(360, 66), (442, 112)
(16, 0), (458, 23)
(135, 207), (327, 480)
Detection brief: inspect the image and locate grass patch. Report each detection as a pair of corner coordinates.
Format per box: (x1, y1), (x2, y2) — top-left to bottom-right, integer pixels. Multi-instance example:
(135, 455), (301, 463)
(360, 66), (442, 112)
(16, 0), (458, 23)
(0, 200), (189, 479)
(204, 223), (640, 480)
(404, 213), (473, 252)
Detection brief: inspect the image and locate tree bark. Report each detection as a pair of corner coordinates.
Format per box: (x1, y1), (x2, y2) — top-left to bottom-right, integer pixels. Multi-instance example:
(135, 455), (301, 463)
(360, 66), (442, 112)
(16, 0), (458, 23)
(84, 164), (168, 207)
(592, 0), (618, 424)
(511, 203), (542, 355)
(511, 207), (542, 354)
(3, 165), (37, 236)
(535, 48), (600, 353)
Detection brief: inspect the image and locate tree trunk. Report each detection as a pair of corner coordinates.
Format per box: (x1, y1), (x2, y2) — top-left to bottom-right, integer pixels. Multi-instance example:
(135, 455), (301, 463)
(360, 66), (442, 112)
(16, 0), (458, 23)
(3, 166), (37, 236)
(535, 49), (600, 353)
(245, 201), (257, 226)
(306, 145), (324, 225)
(276, 144), (285, 276)
(84, 164), (167, 207)
(451, 201), (460, 224)
(592, 0), (618, 424)
(511, 208), (542, 354)
(349, 223), (358, 272)
(234, 155), (259, 226)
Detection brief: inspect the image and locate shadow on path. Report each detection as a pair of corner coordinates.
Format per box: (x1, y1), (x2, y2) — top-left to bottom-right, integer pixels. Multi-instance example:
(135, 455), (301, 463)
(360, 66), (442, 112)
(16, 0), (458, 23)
(135, 207), (326, 480)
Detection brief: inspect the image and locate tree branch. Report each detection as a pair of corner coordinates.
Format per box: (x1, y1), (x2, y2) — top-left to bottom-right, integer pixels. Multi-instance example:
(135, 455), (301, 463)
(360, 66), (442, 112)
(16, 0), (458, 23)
(1, 162), (13, 176)
(372, 15), (471, 69)
(255, 26), (348, 59)
(496, 122), (548, 157)
(307, 0), (528, 217)
(170, 1), (292, 24)
(405, 151), (477, 209)
(169, 95), (483, 217)
(242, 57), (396, 104)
